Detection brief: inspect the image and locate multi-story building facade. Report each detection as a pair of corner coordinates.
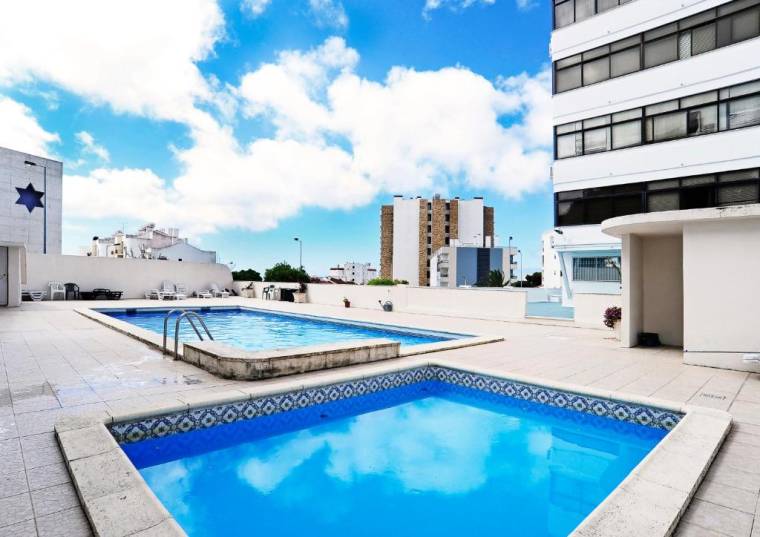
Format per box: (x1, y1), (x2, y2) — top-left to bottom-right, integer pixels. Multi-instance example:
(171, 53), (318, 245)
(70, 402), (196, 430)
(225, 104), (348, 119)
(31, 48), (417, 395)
(551, 0), (760, 367)
(328, 262), (378, 284)
(540, 230), (563, 290)
(89, 223), (217, 263)
(0, 146), (63, 307)
(380, 196), (495, 287)
(430, 245), (517, 288)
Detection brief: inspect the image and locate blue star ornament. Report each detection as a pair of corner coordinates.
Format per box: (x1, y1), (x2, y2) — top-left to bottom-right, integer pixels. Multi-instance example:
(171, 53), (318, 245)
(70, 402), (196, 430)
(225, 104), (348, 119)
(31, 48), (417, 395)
(15, 183), (45, 213)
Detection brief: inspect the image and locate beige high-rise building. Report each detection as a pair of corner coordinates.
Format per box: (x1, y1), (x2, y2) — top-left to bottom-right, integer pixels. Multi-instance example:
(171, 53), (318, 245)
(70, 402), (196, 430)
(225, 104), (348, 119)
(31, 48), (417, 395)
(379, 195), (495, 286)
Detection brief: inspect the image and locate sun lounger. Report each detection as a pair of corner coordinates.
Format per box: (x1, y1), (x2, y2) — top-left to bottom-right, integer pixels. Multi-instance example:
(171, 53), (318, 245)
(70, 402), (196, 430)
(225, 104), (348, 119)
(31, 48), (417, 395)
(175, 284), (188, 300)
(210, 283), (229, 298)
(160, 281), (177, 300)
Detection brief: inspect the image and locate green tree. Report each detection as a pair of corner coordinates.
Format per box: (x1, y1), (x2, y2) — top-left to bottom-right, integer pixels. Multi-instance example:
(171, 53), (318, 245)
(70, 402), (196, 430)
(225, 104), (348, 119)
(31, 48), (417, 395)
(232, 268), (262, 282)
(264, 262), (310, 283)
(367, 278), (408, 286)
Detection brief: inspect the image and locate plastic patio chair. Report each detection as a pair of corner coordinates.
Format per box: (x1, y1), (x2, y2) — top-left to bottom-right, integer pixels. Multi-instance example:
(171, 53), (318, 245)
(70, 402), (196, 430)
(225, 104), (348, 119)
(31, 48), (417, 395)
(48, 281), (66, 301)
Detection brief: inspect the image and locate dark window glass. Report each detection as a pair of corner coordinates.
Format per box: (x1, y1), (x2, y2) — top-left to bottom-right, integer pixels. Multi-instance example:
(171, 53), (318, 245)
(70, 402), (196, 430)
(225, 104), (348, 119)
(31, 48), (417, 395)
(692, 24), (717, 54)
(614, 195), (644, 216)
(728, 95), (760, 128)
(555, 1), (574, 28)
(717, 17), (733, 46)
(556, 65), (582, 92)
(586, 198), (614, 224)
(719, 184), (759, 205)
(583, 57), (610, 85)
(648, 192), (680, 212)
(598, 0), (619, 12)
(732, 8), (760, 41)
(681, 186), (714, 209)
(687, 105), (719, 136)
(644, 35), (678, 68)
(610, 47), (640, 78)
(557, 200), (584, 226)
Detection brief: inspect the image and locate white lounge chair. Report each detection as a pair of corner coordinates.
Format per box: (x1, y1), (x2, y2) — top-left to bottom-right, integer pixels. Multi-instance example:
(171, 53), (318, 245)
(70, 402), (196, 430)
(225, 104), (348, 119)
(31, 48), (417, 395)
(23, 290), (46, 302)
(146, 289), (162, 300)
(160, 281), (177, 300)
(195, 290), (213, 299)
(49, 281), (66, 301)
(210, 283), (229, 298)
(174, 284), (188, 300)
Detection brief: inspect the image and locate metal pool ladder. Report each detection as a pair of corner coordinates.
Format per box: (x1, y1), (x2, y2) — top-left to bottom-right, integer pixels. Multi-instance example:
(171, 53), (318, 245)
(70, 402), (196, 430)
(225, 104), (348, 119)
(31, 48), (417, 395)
(162, 309), (214, 359)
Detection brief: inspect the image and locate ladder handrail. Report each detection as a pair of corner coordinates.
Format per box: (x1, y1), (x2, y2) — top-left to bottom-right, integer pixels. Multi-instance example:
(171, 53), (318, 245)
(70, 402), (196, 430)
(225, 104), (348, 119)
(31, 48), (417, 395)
(174, 311), (214, 359)
(162, 309), (215, 357)
(162, 309), (185, 354)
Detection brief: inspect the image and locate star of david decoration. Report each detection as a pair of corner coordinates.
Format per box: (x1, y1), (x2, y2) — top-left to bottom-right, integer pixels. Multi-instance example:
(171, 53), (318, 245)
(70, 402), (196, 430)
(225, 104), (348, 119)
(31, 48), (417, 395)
(15, 183), (45, 213)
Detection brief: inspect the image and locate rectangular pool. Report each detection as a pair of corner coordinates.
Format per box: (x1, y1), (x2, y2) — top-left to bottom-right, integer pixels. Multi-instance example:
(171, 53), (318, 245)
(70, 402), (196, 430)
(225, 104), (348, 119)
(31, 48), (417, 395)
(99, 307), (462, 350)
(115, 367), (678, 537)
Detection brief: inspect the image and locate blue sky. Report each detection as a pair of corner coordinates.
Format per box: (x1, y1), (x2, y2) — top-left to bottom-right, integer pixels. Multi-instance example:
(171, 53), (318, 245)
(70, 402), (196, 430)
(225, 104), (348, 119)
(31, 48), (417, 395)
(0, 0), (552, 276)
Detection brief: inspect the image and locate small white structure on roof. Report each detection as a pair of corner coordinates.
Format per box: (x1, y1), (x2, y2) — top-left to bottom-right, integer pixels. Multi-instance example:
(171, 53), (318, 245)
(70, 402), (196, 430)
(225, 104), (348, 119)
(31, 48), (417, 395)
(89, 223), (216, 263)
(603, 205), (760, 373)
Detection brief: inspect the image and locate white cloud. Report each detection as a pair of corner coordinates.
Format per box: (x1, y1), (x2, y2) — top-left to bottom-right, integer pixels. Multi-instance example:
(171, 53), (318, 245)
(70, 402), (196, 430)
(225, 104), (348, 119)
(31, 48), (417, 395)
(515, 0), (538, 11)
(0, 96), (59, 157)
(0, 0), (225, 127)
(423, 0), (496, 18)
(242, 0), (273, 16)
(308, 0), (349, 29)
(76, 131), (110, 162)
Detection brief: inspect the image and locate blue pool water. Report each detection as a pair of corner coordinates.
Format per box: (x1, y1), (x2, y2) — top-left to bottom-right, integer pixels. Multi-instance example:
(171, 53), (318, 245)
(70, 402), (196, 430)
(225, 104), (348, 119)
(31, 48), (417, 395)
(102, 307), (458, 350)
(123, 381), (666, 537)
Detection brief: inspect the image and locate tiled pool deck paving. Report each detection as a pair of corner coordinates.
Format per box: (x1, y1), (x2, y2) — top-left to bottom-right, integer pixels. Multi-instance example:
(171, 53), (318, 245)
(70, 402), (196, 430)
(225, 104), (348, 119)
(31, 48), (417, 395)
(0, 298), (758, 536)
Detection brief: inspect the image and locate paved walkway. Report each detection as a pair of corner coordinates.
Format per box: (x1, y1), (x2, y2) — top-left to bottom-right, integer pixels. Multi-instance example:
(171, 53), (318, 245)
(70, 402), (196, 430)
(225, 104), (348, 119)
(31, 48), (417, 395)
(0, 299), (758, 536)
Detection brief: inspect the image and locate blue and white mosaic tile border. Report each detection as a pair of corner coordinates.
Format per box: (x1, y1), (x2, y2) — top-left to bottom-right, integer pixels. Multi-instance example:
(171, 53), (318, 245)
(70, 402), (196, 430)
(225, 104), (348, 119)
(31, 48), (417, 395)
(109, 365), (683, 444)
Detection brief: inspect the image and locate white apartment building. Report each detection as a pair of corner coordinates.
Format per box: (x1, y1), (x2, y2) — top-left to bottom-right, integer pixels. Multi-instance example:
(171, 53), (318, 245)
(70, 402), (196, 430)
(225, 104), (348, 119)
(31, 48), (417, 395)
(540, 230), (563, 290)
(0, 146), (63, 307)
(328, 262), (377, 284)
(552, 0), (760, 370)
(430, 245), (517, 288)
(381, 195), (495, 287)
(89, 223), (217, 263)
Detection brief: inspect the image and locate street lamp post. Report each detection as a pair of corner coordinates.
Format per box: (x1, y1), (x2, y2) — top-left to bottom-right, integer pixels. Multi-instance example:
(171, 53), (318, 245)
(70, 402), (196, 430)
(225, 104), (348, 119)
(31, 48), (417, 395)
(508, 236), (513, 281)
(293, 237), (302, 269)
(518, 249), (523, 287)
(24, 160), (47, 254)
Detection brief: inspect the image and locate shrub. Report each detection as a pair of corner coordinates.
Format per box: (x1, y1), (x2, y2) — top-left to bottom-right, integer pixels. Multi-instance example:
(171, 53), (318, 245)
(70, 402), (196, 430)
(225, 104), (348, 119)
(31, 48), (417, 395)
(232, 268), (262, 282)
(603, 306), (622, 329)
(367, 278), (406, 286)
(264, 262), (310, 283)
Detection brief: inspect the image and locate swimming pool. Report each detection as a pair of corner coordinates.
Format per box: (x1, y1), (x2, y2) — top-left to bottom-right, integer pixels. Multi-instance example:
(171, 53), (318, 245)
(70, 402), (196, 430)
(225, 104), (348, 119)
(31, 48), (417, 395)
(100, 307), (462, 350)
(117, 366), (676, 537)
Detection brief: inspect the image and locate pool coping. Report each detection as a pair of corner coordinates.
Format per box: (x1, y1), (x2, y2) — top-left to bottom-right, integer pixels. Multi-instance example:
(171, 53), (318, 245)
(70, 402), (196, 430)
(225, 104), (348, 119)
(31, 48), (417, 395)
(55, 359), (731, 537)
(74, 306), (503, 376)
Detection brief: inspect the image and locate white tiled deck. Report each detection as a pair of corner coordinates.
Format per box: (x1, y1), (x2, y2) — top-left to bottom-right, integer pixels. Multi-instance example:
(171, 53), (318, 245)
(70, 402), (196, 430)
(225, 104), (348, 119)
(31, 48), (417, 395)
(0, 298), (758, 536)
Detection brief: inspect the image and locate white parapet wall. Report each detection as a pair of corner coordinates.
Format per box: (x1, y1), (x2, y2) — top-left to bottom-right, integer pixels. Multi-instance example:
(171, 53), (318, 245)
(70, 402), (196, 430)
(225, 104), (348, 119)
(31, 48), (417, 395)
(26, 253), (232, 299)
(234, 281), (530, 322)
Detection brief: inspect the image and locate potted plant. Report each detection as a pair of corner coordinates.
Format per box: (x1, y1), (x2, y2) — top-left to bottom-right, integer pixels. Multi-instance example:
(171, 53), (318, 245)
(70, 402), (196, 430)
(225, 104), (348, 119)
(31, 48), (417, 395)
(604, 306), (622, 339)
(343, 297), (351, 308)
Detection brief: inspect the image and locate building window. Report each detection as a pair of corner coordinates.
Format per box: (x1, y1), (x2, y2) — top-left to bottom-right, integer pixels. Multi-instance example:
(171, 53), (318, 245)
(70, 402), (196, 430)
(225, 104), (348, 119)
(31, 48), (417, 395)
(554, 79), (760, 159)
(553, 0), (633, 29)
(573, 257), (622, 282)
(553, 0), (760, 93)
(555, 168), (760, 226)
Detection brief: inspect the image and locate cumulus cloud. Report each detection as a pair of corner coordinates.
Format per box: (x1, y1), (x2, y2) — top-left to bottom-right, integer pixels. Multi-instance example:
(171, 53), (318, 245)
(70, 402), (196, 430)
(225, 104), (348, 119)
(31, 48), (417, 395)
(76, 131), (110, 162)
(242, 0), (273, 16)
(0, 96), (59, 157)
(308, 0), (349, 29)
(423, 0), (496, 17)
(0, 0), (550, 237)
(0, 0), (225, 127)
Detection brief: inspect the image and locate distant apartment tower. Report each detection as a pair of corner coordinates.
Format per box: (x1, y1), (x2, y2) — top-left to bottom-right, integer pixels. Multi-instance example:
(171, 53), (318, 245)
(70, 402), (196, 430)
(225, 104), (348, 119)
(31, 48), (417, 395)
(540, 230), (562, 290)
(430, 245), (517, 288)
(380, 196), (495, 286)
(329, 262), (377, 284)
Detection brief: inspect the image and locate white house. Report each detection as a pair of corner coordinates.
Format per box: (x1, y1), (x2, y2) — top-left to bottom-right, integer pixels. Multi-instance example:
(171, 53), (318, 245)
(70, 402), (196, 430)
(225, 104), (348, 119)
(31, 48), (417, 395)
(552, 0), (760, 370)
(328, 262), (377, 284)
(89, 223), (217, 263)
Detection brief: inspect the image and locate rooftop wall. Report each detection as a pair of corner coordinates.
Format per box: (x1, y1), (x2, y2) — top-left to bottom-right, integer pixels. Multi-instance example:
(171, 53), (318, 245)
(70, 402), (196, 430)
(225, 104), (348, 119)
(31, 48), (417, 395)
(25, 254), (232, 299)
